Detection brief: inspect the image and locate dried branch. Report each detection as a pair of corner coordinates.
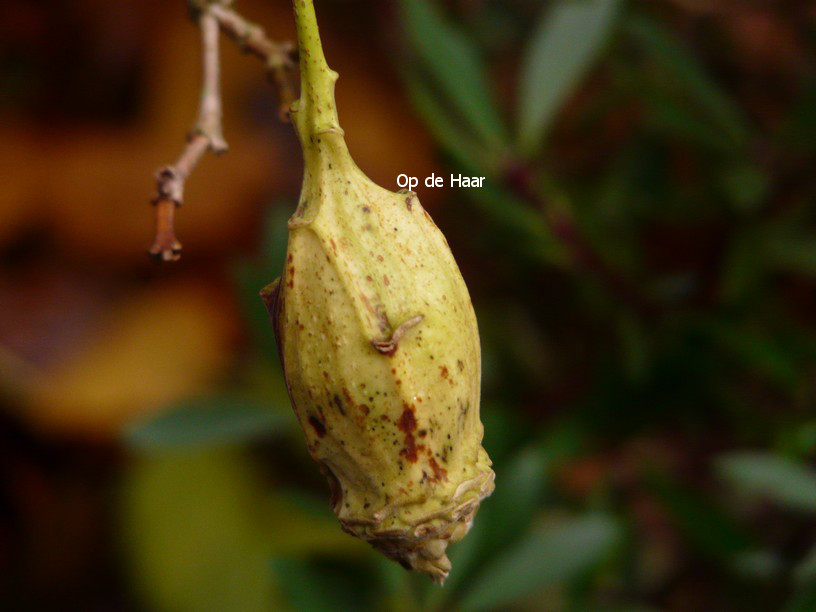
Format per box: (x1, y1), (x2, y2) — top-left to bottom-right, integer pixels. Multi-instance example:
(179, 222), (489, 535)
(150, 0), (297, 262)
(150, 8), (225, 262)
(209, 3), (298, 119)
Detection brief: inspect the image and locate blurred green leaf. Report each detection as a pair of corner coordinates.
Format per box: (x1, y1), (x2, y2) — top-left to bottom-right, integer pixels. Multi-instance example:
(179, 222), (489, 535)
(233, 204), (291, 355)
(617, 313), (650, 382)
(731, 549), (783, 581)
(430, 445), (549, 609)
(401, 0), (508, 150)
(120, 448), (280, 611)
(478, 445), (549, 554)
(402, 70), (491, 173)
(518, 0), (621, 156)
(720, 164), (770, 215)
(125, 395), (291, 450)
(376, 558), (420, 612)
(787, 581), (816, 612)
(260, 492), (369, 558)
(588, 607), (661, 612)
(703, 320), (800, 391)
(767, 236), (816, 277)
(467, 183), (565, 266)
(637, 82), (740, 151)
(626, 14), (748, 149)
(478, 400), (531, 463)
(460, 514), (621, 611)
(795, 545), (816, 585)
(270, 557), (379, 612)
(270, 558), (336, 612)
(781, 78), (816, 152)
(649, 473), (752, 560)
(716, 452), (816, 513)
(719, 227), (768, 304)
(778, 421), (816, 458)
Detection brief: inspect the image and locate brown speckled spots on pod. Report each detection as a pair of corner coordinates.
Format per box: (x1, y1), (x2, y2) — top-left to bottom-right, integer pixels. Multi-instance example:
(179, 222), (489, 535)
(261, 0), (494, 584)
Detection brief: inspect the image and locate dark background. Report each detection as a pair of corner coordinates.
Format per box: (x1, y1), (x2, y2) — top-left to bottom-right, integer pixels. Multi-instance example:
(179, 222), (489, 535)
(1, 0), (816, 610)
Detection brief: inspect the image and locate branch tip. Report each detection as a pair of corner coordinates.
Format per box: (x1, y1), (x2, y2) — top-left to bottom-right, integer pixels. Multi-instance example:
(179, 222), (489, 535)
(149, 199), (183, 262)
(149, 0), (295, 261)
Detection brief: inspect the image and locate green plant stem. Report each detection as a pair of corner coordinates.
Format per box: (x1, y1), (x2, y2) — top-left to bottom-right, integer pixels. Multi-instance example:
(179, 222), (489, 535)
(290, 0), (341, 142)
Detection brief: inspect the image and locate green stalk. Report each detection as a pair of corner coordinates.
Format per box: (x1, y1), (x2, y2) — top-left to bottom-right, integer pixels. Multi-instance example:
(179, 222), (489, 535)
(290, 0), (342, 143)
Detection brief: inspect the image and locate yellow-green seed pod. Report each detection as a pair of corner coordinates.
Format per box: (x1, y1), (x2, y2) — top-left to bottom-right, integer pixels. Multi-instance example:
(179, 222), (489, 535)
(262, 0), (494, 583)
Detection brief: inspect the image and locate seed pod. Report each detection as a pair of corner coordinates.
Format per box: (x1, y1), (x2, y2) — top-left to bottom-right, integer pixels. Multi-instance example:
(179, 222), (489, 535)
(262, 0), (494, 583)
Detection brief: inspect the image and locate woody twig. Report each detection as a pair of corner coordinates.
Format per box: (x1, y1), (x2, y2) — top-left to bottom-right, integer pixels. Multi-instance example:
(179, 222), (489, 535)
(149, 0), (296, 262)
(209, 3), (297, 118)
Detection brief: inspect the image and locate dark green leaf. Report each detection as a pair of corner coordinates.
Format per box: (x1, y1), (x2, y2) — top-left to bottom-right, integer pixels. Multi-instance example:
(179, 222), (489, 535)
(795, 545), (816, 585)
(781, 78), (816, 152)
(460, 514), (621, 611)
(778, 421), (816, 458)
(731, 550), (783, 581)
(270, 557), (379, 612)
(702, 320), (800, 391)
(786, 581), (816, 612)
(479, 445), (549, 553)
(617, 313), (650, 382)
(649, 473), (753, 559)
(467, 183), (565, 266)
(479, 400), (529, 463)
(125, 396), (291, 450)
(716, 452), (816, 513)
(626, 14), (748, 148)
(767, 236), (816, 277)
(640, 84), (740, 151)
(232, 205), (291, 354)
(402, 70), (492, 173)
(431, 444), (548, 608)
(720, 164), (770, 215)
(718, 227), (768, 304)
(518, 0), (621, 155)
(401, 0), (508, 150)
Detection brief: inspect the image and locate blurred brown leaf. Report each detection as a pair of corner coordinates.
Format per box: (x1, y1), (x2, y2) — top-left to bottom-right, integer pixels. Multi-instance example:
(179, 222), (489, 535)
(24, 280), (237, 438)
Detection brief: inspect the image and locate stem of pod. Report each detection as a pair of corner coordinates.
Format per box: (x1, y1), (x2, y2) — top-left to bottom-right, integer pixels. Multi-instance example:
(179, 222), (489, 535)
(290, 0), (342, 144)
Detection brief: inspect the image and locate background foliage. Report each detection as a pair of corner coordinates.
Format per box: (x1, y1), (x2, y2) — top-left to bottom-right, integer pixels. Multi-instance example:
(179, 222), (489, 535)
(1, 0), (816, 610)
